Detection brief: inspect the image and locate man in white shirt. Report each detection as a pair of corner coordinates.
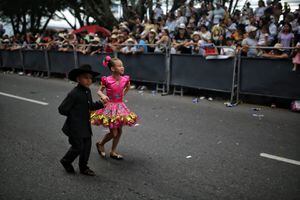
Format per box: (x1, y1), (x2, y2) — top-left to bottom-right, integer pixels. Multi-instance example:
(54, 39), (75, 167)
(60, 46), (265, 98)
(154, 2), (164, 20)
(269, 16), (278, 44)
(254, 0), (266, 19)
(211, 2), (225, 25)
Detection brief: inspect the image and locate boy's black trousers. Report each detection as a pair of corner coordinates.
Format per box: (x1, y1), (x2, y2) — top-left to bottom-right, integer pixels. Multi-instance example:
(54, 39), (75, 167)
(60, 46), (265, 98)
(62, 136), (91, 171)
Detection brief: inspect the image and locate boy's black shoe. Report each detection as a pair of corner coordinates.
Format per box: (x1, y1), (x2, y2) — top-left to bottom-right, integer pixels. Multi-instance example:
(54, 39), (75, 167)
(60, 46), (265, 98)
(60, 159), (75, 174)
(80, 168), (96, 176)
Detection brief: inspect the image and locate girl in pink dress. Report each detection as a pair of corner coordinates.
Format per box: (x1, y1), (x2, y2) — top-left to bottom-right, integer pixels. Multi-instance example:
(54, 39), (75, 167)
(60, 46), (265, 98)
(91, 56), (137, 160)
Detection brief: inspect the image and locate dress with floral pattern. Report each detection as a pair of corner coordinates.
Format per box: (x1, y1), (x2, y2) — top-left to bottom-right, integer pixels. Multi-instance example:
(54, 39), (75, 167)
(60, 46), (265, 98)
(90, 75), (137, 128)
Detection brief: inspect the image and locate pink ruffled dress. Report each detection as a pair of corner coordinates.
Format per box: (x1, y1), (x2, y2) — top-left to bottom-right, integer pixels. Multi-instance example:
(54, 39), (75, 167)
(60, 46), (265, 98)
(91, 75), (137, 129)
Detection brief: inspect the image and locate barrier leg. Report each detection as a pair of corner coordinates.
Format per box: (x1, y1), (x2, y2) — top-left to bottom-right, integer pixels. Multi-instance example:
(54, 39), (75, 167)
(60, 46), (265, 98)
(156, 83), (165, 93)
(173, 86), (183, 96)
(44, 50), (50, 78)
(19, 49), (25, 73)
(73, 50), (79, 68)
(161, 46), (171, 96)
(230, 51), (241, 104)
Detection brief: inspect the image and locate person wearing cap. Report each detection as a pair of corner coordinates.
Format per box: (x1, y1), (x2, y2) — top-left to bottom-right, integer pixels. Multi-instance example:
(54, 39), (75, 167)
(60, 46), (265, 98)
(146, 29), (158, 52)
(120, 38), (137, 54)
(105, 34), (119, 53)
(58, 64), (104, 176)
(242, 26), (258, 57)
(261, 43), (288, 58)
(185, 31), (204, 55)
(173, 23), (191, 54)
(90, 36), (103, 55)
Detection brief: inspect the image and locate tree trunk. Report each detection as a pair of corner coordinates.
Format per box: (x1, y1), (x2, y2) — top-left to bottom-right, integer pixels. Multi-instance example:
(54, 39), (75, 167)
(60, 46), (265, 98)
(41, 12), (55, 32)
(21, 13), (27, 34)
(232, 0), (239, 14)
(10, 16), (17, 35)
(146, 0), (153, 19)
(85, 0), (118, 28)
(135, 0), (147, 20)
(228, 0), (234, 14)
(121, 0), (130, 19)
(170, 0), (186, 12)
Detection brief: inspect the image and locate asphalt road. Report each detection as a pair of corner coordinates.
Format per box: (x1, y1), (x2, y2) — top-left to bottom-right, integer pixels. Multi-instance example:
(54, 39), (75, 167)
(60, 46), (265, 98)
(0, 73), (299, 200)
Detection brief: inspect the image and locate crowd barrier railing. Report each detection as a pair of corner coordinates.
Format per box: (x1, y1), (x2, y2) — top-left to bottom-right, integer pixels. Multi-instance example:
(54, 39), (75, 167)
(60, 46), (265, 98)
(237, 46), (300, 99)
(170, 46), (237, 93)
(1, 45), (299, 100)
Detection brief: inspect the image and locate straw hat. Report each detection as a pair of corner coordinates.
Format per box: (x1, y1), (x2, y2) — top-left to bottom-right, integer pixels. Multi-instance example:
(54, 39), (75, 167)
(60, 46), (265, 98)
(191, 31), (201, 38)
(117, 34), (125, 38)
(111, 34), (118, 39)
(178, 23), (186, 29)
(149, 29), (157, 35)
(273, 43), (284, 51)
(126, 38), (135, 43)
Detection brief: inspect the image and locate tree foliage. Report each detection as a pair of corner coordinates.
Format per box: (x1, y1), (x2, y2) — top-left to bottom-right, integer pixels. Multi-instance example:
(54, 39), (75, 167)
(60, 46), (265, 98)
(0, 0), (65, 34)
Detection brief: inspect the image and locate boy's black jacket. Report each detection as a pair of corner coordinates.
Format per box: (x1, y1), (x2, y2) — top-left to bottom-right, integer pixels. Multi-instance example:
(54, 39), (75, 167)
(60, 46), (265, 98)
(58, 84), (103, 138)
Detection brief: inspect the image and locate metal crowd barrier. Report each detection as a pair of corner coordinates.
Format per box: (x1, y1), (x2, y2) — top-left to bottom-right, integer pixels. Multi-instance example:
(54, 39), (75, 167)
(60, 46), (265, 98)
(239, 57), (300, 99)
(170, 54), (235, 92)
(0, 45), (299, 100)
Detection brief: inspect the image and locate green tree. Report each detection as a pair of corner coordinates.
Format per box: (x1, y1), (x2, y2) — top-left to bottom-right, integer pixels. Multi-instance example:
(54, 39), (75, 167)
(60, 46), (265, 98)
(0, 0), (65, 34)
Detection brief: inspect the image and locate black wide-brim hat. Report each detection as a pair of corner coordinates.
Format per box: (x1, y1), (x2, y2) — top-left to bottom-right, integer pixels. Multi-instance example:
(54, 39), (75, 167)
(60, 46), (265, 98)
(68, 64), (100, 82)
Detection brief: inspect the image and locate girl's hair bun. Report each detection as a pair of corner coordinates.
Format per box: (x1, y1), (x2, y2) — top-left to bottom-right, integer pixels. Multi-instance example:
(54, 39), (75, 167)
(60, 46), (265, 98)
(102, 56), (112, 67)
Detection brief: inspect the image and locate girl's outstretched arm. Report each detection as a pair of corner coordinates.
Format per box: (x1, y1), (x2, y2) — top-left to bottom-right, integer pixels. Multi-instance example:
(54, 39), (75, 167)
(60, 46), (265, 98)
(123, 82), (130, 96)
(97, 85), (109, 104)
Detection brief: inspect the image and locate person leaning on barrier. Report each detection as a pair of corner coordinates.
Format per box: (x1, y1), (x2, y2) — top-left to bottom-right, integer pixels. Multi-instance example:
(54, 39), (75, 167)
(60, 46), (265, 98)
(120, 38), (137, 54)
(185, 31), (205, 55)
(90, 36), (103, 55)
(146, 29), (158, 53)
(155, 28), (170, 53)
(172, 23), (191, 54)
(134, 34), (148, 53)
(241, 26), (258, 57)
(261, 43), (289, 59)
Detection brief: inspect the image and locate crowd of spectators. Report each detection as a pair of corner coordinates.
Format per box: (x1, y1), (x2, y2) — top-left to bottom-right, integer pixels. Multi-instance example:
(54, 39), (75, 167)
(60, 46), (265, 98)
(0, 0), (300, 59)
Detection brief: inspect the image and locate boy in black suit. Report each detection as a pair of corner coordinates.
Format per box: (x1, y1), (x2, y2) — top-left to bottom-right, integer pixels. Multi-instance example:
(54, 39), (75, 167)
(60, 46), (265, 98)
(58, 64), (103, 176)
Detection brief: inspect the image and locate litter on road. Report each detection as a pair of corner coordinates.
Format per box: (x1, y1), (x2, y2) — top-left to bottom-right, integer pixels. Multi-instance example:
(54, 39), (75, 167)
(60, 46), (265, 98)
(252, 108), (261, 111)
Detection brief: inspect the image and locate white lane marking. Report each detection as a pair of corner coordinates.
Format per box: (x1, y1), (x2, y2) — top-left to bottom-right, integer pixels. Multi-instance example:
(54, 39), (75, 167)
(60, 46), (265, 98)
(260, 153), (300, 166)
(0, 92), (49, 106)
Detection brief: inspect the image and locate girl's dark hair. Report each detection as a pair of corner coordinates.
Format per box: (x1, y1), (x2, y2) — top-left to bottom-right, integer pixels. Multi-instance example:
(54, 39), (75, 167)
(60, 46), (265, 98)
(283, 23), (292, 33)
